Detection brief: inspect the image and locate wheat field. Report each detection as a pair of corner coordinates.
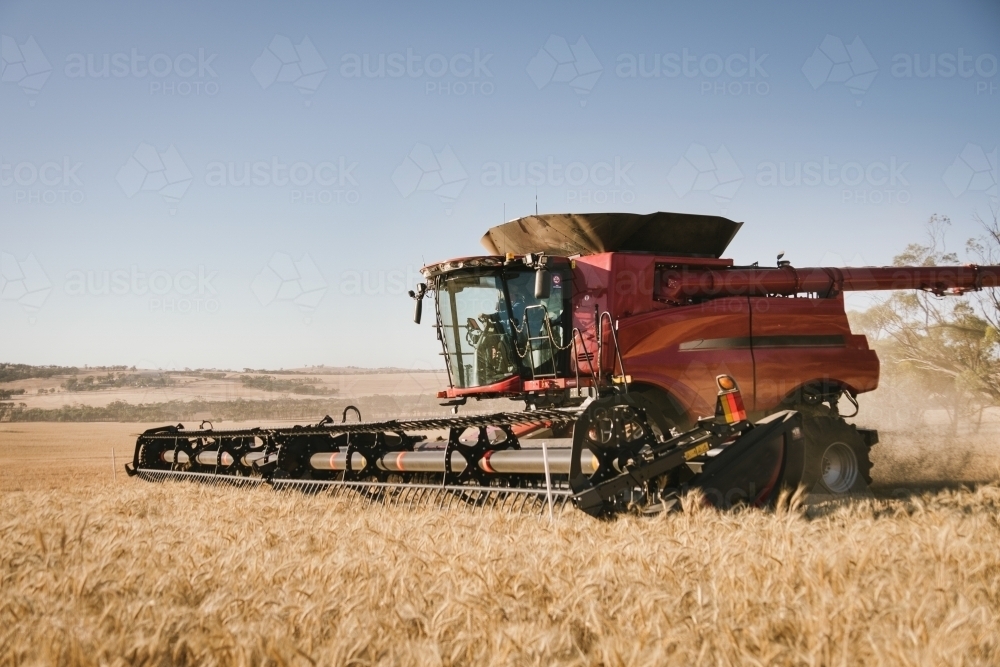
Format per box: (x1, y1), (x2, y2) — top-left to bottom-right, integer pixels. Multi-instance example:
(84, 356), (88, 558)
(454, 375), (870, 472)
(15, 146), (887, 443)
(2, 423), (1000, 666)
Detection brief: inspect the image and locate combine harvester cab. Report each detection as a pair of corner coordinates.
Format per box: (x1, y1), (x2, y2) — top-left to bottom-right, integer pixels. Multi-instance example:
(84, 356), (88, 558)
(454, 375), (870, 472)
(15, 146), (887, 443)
(128, 211), (1000, 516)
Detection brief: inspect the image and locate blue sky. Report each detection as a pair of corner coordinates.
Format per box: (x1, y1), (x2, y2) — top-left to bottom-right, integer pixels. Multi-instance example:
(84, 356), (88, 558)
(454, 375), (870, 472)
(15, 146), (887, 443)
(1, 0), (998, 370)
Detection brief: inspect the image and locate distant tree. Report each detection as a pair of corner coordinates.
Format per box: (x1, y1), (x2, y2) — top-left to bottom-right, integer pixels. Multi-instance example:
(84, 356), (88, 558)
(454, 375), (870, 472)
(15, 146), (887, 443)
(852, 214), (1000, 433)
(967, 204), (1000, 329)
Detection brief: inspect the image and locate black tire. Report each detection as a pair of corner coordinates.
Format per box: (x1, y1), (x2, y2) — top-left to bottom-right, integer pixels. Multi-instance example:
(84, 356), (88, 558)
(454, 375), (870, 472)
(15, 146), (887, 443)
(800, 415), (873, 495)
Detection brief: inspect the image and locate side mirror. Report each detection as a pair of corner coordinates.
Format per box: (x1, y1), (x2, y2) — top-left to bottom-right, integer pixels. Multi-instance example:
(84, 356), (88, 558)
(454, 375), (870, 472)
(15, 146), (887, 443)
(408, 282), (427, 324)
(534, 268), (551, 299)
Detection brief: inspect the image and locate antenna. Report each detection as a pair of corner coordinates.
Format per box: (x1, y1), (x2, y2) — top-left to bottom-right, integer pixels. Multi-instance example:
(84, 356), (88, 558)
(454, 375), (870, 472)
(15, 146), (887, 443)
(503, 203), (505, 222)
(535, 188), (538, 215)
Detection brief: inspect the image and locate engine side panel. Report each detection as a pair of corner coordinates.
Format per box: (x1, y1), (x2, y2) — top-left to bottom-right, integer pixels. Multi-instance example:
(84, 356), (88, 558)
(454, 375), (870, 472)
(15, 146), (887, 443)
(594, 271), (880, 420)
(613, 298), (755, 419)
(749, 296), (879, 409)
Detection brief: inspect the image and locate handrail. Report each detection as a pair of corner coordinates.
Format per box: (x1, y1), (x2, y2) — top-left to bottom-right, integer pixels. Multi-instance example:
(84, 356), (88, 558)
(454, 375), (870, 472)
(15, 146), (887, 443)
(599, 311), (628, 393)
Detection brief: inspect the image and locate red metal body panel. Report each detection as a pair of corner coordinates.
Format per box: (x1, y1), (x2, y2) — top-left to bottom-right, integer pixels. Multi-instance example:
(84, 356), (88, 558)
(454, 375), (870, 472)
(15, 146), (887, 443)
(437, 374), (523, 399)
(613, 298), (755, 418)
(570, 253), (883, 420)
(748, 296), (878, 409)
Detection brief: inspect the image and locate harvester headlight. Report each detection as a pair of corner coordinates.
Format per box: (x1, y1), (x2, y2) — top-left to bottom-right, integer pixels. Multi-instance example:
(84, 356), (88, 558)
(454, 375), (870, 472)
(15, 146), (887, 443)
(714, 375), (747, 424)
(716, 375), (737, 392)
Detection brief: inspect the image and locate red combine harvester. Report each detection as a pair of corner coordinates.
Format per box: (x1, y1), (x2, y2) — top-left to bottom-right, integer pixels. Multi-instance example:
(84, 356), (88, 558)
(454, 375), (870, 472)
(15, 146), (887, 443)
(128, 212), (1000, 516)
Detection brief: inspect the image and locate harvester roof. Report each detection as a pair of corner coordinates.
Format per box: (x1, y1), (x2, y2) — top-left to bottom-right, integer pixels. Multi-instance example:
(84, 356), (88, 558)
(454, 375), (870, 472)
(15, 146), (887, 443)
(480, 211), (743, 258)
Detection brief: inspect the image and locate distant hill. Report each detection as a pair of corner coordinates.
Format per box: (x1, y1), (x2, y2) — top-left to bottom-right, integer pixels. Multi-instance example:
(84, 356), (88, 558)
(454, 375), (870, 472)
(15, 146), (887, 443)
(1, 362), (440, 380)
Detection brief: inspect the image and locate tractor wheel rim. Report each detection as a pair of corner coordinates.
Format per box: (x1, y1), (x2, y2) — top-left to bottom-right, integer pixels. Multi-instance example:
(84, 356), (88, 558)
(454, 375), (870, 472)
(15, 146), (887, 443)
(820, 441), (858, 494)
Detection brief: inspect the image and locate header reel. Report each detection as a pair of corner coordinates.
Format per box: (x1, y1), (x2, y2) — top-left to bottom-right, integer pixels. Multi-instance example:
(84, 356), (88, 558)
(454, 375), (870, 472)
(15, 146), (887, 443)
(129, 375), (806, 518)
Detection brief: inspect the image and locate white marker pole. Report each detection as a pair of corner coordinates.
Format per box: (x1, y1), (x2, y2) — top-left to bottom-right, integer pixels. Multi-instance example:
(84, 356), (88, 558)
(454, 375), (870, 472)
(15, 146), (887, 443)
(541, 441), (554, 522)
